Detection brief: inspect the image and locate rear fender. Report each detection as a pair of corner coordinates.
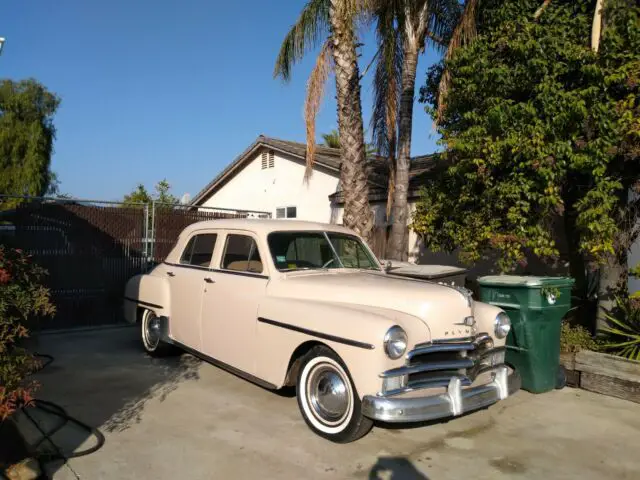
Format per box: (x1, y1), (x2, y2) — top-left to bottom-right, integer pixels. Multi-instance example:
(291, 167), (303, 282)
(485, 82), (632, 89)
(123, 273), (171, 324)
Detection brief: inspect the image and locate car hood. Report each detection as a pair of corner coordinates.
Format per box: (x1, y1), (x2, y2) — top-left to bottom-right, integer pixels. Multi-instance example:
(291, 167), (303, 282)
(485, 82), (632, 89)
(269, 270), (477, 340)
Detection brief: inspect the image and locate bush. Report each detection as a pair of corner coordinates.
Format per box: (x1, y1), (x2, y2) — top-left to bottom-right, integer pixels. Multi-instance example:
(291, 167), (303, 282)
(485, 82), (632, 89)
(0, 245), (55, 420)
(560, 321), (600, 354)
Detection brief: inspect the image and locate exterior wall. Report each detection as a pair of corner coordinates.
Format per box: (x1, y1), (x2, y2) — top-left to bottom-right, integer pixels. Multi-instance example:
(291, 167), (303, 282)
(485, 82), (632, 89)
(330, 203), (387, 226)
(200, 150), (340, 223)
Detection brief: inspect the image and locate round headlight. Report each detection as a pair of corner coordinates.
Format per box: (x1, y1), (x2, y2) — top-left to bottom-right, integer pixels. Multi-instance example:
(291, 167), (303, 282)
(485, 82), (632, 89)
(494, 312), (511, 339)
(384, 326), (408, 359)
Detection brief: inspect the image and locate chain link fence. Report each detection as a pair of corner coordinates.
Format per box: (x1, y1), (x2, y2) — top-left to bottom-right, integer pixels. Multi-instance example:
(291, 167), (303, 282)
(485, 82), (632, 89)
(0, 195), (270, 329)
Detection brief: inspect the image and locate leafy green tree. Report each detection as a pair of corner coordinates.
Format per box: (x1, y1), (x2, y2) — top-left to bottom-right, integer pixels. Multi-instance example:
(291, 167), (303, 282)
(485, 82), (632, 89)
(435, 0), (614, 122)
(274, 0), (375, 241)
(123, 184), (152, 206)
(0, 79), (60, 208)
(122, 179), (179, 206)
(414, 0), (639, 326)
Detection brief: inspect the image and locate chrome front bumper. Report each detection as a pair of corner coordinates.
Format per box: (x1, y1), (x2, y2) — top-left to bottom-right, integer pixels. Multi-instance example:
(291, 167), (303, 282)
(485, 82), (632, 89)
(361, 366), (521, 423)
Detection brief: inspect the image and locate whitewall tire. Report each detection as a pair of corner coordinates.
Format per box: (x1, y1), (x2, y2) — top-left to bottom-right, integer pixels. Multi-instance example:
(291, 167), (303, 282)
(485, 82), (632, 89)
(296, 346), (373, 443)
(140, 309), (175, 356)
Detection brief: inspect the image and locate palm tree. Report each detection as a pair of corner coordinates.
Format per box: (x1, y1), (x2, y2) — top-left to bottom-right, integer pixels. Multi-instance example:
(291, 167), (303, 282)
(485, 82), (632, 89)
(322, 128), (378, 155)
(321, 129), (341, 148)
(370, 0), (457, 260)
(274, 0), (374, 241)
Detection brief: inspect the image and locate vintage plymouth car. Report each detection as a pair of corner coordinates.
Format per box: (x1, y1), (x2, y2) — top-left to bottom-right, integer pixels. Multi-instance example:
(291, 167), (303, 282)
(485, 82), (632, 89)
(123, 219), (519, 443)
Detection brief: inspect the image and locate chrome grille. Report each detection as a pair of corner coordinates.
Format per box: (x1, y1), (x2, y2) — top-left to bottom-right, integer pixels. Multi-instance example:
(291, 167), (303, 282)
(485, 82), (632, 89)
(380, 334), (505, 396)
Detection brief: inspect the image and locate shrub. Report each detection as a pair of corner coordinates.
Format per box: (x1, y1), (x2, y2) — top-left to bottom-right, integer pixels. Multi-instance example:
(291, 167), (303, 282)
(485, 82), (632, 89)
(599, 297), (640, 361)
(0, 245), (55, 420)
(560, 321), (600, 354)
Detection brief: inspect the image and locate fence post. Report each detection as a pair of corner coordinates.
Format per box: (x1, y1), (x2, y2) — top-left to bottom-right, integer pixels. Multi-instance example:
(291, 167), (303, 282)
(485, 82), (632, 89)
(143, 202), (149, 271)
(150, 200), (156, 262)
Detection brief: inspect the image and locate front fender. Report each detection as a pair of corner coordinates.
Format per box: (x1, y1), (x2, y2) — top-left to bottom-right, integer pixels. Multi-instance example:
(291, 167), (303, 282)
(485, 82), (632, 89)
(123, 273), (171, 323)
(255, 297), (429, 397)
(473, 301), (505, 347)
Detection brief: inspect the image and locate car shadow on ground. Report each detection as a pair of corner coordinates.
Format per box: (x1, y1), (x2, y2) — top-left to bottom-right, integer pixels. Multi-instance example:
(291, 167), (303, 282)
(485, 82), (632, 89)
(18, 326), (202, 476)
(368, 457), (429, 479)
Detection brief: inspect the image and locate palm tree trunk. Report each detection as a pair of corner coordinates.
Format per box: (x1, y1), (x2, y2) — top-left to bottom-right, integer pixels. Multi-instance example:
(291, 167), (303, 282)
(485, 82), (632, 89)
(386, 48), (418, 260)
(591, 0), (605, 52)
(329, 0), (374, 242)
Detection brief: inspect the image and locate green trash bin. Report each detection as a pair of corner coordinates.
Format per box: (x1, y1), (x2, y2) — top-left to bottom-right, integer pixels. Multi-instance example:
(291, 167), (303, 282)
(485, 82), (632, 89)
(477, 275), (575, 393)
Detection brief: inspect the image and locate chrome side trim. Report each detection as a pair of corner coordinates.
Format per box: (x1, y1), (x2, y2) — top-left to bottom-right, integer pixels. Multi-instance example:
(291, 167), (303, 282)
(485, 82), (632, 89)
(169, 339), (277, 390)
(123, 296), (163, 310)
(257, 317), (375, 350)
(380, 359), (474, 378)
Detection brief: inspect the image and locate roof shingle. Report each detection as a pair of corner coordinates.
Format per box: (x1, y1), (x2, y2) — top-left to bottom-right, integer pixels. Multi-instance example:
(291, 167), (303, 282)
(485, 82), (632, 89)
(191, 135), (444, 206)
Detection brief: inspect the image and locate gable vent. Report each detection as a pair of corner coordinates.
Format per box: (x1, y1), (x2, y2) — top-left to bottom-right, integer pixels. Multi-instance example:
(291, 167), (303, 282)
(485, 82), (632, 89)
(268, 150), (275, 168)
(261, 151), (268, 169)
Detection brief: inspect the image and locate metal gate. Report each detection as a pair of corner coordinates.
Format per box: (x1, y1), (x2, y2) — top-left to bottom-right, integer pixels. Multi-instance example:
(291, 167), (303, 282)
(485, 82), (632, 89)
(0, 195), (270, 330)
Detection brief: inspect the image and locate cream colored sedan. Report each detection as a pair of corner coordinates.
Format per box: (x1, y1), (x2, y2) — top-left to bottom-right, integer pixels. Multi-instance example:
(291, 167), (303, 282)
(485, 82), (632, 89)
(124, 219), (519, 443)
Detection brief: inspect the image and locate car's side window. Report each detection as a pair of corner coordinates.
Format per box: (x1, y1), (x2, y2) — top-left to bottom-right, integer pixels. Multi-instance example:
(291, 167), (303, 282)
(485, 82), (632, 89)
(179, 234), (217, 268)
(222, 234), (263, 273)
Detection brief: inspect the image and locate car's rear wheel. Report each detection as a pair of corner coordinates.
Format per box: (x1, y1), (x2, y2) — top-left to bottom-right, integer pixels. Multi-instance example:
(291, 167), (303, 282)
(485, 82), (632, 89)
(296, 345), (373, 443)
(140, 309), (176, 356)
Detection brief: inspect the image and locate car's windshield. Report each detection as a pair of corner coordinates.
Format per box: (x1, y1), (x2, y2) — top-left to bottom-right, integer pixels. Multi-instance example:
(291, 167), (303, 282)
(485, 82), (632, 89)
(268, 231), (380, 272)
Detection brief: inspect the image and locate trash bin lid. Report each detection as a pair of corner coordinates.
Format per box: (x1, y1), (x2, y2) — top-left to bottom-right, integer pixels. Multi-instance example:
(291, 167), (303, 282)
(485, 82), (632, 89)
(477, 275), (575, 287)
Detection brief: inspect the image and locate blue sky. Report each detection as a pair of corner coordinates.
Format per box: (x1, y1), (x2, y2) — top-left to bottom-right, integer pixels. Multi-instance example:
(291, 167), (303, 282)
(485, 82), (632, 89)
(2, 0), (443, 201)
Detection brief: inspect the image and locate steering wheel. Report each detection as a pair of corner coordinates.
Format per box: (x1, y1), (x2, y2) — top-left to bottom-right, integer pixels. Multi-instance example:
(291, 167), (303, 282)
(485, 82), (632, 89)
(322, 258), (337, 268)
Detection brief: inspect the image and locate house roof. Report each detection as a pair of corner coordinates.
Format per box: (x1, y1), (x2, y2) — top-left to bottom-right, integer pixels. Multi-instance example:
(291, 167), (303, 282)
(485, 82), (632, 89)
(328, 152), (447, 204)
(191, 134), (445, 206)
(191, 135), (347, 205)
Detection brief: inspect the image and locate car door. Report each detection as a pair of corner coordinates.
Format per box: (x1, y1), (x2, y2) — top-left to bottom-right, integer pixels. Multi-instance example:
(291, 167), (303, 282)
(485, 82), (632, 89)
(167, 231), (218, 351)
(200, 231), (268, 376)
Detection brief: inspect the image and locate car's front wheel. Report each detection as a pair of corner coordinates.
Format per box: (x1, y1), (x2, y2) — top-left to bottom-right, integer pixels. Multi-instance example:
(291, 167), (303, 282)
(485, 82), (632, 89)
(296, 346), (373, 443)
(140, 309), (176, 357)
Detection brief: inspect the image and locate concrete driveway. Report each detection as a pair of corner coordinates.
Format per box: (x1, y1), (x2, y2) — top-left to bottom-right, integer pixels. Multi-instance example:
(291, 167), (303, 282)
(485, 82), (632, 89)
(18, 327), (640, 479)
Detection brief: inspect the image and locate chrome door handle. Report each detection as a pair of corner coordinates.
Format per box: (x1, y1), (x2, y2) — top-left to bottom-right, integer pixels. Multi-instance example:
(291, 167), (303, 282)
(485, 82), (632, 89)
(166, 271), (175, 277)
(204, 277), (215, 284)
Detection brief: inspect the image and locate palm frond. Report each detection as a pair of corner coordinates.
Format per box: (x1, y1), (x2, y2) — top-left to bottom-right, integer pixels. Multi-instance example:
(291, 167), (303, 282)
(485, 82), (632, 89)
(369, 1), (403, 219)
(304, 40), (333, 179)
(274, 0), (331, 82)
(427, 0), (462, 53)
(370, 1), (402, 158)
(436, 0), (479, 123)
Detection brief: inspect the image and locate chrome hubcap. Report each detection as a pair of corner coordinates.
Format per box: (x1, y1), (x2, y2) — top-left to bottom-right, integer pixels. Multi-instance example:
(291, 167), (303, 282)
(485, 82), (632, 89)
(145, 314), (161, 348)
(308, 366), (349, 423)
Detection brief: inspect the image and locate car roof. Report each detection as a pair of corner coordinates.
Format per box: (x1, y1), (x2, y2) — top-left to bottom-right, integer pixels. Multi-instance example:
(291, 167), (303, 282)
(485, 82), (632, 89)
(181, 218), (358, 237)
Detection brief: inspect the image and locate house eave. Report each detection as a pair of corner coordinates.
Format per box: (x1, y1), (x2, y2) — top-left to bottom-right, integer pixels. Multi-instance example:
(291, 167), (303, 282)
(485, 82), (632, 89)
(191, 139), (341, 206)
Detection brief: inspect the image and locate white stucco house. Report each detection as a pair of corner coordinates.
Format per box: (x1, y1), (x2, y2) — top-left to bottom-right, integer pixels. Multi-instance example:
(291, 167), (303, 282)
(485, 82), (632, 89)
(190, 135), (441, 262)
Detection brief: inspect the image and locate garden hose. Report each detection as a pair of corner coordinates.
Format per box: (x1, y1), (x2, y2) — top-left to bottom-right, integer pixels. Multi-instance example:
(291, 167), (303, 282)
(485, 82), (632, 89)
(17, 353), (106, 476)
